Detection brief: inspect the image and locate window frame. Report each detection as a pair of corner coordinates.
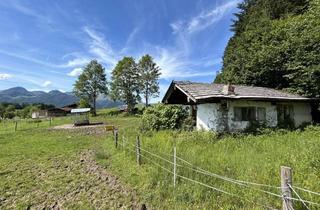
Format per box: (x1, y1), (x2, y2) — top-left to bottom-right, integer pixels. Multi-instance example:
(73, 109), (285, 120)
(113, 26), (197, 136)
(233, 106), (267, 122)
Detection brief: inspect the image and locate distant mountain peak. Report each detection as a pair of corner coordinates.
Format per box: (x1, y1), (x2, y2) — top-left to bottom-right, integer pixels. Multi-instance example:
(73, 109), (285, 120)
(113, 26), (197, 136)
(1, 86), (32, 97)
(0, 86), (122, 108)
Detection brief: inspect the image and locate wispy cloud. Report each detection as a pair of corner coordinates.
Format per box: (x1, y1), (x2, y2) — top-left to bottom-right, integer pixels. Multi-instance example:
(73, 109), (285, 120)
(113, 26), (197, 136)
(64, 57), (91, 68)
(171, 0), (239, 34)
(42, 80), (52, 87)
(83, 26), (118, 67)
(0, 50), (91, 69)
(120, 27), (141, 54)
(68, 68), (82, 77)
(0, 73), (13, 80)
(153, 1), (238, 79)
(0, 0), (54, 28)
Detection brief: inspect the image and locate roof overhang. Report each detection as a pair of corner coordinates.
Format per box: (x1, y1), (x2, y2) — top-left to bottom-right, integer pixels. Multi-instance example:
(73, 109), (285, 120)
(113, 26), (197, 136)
(162, 81), (196, 105)
(162, 81), (315, 105)
(71, 108), (91, 113)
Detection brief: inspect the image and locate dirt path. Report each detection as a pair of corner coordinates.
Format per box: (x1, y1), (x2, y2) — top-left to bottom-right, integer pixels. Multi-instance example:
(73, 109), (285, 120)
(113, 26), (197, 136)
(1, 150), (144, 210)
(47, 150), (142, 210)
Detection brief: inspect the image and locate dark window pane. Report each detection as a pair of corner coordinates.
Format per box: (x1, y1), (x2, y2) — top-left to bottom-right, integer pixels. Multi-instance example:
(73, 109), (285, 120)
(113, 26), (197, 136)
(234, 107), (242, 121)
(257, 107), (266, 121)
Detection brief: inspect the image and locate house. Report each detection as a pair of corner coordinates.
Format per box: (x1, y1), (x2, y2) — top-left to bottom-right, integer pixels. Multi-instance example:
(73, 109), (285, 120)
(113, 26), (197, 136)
(162, 81), (317, 132)
(31, 110), (48, 119)
(32, 108), (68, 119)
(61, 103), (78, 113)
(47, 108), (68, 117)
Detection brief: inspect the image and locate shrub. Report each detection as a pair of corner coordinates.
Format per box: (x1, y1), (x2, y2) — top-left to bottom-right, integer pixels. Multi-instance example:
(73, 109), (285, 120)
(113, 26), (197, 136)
(141, 104), (188, 131)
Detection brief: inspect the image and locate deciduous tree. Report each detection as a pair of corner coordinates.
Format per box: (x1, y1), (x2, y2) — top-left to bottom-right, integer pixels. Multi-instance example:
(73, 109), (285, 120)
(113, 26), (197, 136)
(110, 57), (140, 114)
(138, 54), (161, 106)
(73, 60), (108, 116)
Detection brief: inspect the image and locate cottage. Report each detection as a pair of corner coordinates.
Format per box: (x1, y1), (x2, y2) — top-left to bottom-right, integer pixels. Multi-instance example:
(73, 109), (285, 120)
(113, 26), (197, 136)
(61, 103), (78, 113)
(32, 108), (68, 119)
(31, 110), (48, 119)
(47, 108), (68, 117)
(162, 81), (317, 132)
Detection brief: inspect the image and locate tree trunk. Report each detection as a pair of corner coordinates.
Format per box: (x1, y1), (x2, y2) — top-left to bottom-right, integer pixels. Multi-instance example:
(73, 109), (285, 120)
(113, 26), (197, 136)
(93, 95), (97, 116)
(145, 93), (148, 107)
(145, 86), (149, 107)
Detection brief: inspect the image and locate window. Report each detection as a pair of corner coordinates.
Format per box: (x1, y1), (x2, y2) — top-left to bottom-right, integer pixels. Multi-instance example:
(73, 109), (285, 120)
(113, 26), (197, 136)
(277, 104), (294, 128)
(234, 107), (266, 122)
(257, 107), (266, 121)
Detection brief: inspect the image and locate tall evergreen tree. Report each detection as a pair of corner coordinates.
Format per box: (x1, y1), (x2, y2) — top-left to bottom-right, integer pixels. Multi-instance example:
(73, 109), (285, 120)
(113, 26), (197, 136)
(110, 57), (140, 113)
(73, 60), (108, 116)
(215, 0), (320, 98)
(138, 54), (161, 106)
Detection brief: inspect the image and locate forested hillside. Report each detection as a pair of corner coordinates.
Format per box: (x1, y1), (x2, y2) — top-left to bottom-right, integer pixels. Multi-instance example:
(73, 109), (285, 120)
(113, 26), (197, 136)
(215, 0), (320, 98)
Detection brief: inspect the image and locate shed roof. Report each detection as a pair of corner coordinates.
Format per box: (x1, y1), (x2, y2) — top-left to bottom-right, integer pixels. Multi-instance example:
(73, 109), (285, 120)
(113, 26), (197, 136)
(71, 108), (91, 113)
(162, 81), (312, 104)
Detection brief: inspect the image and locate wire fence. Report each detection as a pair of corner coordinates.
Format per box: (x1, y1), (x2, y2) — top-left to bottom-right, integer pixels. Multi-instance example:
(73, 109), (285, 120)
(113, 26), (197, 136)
(114, 131), (320, 210)
(0, 116), (74, 134)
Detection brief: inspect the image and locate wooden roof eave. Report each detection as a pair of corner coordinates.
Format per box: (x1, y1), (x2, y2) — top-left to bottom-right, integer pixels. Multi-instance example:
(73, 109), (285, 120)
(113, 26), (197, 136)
(196, 96), (315, 103)
(162, 82), (197, 104)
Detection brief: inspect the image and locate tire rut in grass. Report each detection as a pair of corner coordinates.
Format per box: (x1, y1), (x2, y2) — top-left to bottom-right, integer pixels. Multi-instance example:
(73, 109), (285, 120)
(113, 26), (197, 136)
(44, 150), (142, 210)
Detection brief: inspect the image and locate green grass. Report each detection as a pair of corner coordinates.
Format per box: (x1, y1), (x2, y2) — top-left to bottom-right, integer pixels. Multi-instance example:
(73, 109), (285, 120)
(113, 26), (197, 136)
(1, 112), (320, 209)
(98, 123), (320, 209)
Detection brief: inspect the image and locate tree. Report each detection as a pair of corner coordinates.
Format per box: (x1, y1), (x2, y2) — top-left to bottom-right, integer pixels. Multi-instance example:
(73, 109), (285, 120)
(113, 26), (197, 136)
(138, 54), (161, 106)
(0, 104), (5, 119)
(79, 98), (91, 108)
(215, 0), (319, 98)
(4, 105), (15, 119)
(73, 60), (108, 116)
(110, 57), (140, 114)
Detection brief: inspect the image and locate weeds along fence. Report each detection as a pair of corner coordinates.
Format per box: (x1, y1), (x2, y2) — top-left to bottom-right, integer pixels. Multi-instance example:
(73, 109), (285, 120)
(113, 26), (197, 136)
(112, 130), (320, 210)
(0, 116), (71, 134)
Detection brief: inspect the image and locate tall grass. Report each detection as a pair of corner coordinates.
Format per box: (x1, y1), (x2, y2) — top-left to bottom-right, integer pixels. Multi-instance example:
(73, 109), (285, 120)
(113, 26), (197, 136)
(1, 112), (319, 209)
(98, 125), (320, 209)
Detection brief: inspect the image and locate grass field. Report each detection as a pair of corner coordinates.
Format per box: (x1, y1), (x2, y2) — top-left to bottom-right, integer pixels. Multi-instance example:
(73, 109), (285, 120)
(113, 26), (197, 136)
(0, 112), (319, 209)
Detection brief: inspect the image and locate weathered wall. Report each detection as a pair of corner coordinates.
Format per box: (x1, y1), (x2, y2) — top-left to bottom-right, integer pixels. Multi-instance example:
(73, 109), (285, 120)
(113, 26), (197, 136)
(292, 102), (312, 127)
(196, 101), (277, 132)
(196, 103), (220, 131)
(228, 100), (277, 132)
(196, 100), (312, 132)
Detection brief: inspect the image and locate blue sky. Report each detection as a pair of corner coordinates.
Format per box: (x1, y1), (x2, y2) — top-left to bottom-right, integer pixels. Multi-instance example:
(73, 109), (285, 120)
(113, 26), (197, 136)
(0, 0), (240, 101)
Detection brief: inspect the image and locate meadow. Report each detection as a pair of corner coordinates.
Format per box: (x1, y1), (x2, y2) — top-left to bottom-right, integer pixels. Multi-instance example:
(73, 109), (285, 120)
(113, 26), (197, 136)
(0, 110), (319, 209)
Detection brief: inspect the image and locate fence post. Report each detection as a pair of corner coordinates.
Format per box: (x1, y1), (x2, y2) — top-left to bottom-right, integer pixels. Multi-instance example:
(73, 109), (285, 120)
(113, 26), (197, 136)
(114, 129), (118, 148)
(281, 166), (293, 210)
(14, 121), (17, 132)
(173, 147), (177, 187)
(136, 136), (141, 165)
(49, 117), (52, 126)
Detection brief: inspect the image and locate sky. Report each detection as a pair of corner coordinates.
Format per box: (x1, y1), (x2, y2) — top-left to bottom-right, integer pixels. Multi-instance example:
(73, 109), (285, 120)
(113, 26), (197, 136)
(0, 0), (240, 102)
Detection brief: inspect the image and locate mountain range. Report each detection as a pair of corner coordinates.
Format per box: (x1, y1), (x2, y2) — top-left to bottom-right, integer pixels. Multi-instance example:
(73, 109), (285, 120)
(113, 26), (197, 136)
(0, 87), (121, 108)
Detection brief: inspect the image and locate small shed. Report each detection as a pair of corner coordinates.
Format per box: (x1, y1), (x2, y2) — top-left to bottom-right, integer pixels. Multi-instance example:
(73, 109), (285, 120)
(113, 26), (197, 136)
(71, 108), (91, 126)
(31, 110), (48, 119)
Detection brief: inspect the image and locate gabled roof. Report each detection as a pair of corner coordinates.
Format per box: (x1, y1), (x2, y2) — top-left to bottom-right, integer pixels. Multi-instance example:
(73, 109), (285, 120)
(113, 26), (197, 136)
(162, 81), (312, 104)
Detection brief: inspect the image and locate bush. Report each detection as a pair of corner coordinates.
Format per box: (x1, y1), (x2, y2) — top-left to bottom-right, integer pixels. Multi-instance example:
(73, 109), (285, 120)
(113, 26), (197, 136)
(140, 104), (189, 131)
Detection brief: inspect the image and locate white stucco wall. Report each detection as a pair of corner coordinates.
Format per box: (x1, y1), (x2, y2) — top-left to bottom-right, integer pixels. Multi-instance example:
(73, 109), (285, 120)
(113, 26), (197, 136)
(195, 100), (312, 132)
(196, 103), (220, 131)
(292, 102), (312, 127)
